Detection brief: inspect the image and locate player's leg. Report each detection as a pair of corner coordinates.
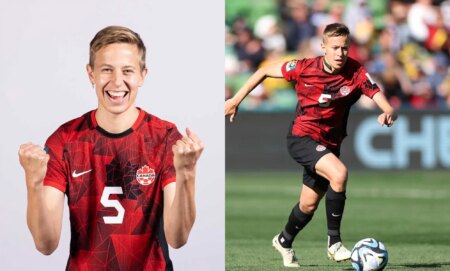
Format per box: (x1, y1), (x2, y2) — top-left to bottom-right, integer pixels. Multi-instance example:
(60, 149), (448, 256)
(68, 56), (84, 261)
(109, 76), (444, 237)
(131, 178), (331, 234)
(316, 153), (347, 245)
(283, 134), (330, 247)
(278, 183), (325, 248)
(315, 152), (347, 192)
(276, 132), (334, 266)
(273, 182), (325, 267)
(315, 153), (351, 261)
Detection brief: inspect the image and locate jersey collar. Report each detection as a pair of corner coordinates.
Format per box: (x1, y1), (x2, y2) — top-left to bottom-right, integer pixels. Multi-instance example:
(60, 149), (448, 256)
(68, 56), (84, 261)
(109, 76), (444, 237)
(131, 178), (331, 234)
(90, 108), (146, 138)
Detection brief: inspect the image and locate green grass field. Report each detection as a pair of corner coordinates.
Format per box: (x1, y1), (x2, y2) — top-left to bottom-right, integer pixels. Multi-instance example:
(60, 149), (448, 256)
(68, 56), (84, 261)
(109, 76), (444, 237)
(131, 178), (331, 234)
(226, 171), (450, 271)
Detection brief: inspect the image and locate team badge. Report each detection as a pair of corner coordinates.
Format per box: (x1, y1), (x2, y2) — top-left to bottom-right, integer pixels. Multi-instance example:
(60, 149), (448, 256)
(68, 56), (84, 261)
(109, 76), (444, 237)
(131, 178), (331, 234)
(340, 86), (350, 96)
(316, 145), (326, 152)
(136, 165), (156, 185)
(286, 60), (297, 71)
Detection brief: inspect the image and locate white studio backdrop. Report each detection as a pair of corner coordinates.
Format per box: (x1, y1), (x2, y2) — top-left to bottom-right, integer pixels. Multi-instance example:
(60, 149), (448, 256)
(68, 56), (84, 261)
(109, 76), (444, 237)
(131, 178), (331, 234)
(0, 1), (224, 270)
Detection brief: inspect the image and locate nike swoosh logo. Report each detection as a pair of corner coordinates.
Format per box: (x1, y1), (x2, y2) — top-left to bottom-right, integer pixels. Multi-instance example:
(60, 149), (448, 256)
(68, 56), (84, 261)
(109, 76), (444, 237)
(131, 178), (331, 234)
(304, 83), (313, 87)
(331, 213), (342, 217)
(72, 169), (93, 178)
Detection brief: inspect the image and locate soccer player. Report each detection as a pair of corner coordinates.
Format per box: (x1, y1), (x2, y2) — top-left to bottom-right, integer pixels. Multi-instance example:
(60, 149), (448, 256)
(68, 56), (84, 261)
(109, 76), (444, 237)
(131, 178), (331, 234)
(18, 26), (204, 271)
(225, 23), (397, 267)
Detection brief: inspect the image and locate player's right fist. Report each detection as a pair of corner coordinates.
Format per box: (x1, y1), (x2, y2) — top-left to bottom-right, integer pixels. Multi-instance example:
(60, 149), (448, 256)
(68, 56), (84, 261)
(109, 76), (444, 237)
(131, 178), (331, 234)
(18, 143), (50, 187)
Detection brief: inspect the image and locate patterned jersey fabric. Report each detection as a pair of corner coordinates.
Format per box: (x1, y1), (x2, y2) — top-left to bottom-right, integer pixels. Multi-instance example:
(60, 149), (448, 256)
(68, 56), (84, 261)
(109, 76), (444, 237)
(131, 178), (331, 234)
(44, 108), (181, 271)
(282, 56), (380, 148)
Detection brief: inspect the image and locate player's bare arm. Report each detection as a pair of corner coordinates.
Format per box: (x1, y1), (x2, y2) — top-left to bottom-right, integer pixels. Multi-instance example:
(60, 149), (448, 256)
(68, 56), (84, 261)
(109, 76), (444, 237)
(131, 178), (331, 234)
(225, 61), (285, 122)
(372, 92), (398, 127)
(163, 128), (204, 248)
(18, 143), (64, 255)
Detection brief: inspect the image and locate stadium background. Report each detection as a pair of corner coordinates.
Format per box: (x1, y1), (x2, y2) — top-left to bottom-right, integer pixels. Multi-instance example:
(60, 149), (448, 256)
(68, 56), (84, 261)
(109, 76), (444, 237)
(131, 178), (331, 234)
(226, 0), (450, 270)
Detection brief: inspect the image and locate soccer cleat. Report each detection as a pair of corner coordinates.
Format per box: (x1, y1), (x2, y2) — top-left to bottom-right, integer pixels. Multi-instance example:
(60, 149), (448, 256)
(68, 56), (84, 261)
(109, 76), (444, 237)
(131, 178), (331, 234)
(327, 242), (351, 262)
(272, 235), (300, 267)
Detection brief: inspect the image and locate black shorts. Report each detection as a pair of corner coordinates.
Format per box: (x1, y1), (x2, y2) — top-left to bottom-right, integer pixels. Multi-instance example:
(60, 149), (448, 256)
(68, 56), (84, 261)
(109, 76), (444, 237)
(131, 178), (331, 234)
(286, 125), (340, 192)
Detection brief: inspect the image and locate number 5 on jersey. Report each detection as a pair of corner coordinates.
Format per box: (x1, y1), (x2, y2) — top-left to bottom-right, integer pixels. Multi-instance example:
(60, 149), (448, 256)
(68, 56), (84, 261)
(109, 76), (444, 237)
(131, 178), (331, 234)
(318, 93), (332, 107)
(100, 187), (125, 224)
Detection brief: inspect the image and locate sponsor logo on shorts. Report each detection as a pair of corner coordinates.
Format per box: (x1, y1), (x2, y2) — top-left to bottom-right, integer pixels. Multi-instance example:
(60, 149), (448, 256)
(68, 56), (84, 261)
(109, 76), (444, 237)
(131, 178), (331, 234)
(340, 86), (350, 96)
(316, 145), (326, 152)
(136, 165), (156, 185)
(286, 60), (297, 71)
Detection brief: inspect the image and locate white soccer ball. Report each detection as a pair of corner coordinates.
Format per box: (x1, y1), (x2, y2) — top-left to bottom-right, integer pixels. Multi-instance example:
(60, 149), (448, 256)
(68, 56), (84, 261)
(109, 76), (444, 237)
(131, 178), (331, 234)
(351, 238), (388, 271)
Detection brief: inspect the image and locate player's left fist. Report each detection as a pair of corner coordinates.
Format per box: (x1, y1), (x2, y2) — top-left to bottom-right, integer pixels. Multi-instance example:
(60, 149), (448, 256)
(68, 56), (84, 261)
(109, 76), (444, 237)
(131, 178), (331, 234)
(172, 128), (204, 173)
(377, 111), (397, 127)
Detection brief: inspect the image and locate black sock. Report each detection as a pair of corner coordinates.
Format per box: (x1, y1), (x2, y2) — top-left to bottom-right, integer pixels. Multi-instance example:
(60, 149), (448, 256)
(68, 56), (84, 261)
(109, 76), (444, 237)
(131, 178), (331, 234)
(278, 203), (313, 248)
(326, 186), (346, 247)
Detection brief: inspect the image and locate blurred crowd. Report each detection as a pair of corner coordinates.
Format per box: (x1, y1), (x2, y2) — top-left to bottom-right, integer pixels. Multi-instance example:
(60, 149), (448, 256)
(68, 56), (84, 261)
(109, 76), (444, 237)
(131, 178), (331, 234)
(225, 0), (450, 111)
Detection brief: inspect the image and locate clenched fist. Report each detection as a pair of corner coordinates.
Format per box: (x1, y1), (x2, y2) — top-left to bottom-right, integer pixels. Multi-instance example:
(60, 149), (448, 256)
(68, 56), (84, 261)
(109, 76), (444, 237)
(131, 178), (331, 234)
(377, 111), (397, 127)
(172, 128), (204, 173)
(18, 143), (50, 188)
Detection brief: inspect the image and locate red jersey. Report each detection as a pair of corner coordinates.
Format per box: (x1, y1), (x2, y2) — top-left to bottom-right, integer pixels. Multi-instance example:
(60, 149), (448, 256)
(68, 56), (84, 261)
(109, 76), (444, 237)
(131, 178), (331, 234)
(281, 56), (380, 148)
(44, 109), (181, 271)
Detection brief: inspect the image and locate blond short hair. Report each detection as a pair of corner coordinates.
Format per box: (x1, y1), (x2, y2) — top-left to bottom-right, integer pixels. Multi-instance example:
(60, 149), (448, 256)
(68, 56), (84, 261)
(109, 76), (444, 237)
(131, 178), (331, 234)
(89, 26), (146, 70)
(323, 23), (350, 41)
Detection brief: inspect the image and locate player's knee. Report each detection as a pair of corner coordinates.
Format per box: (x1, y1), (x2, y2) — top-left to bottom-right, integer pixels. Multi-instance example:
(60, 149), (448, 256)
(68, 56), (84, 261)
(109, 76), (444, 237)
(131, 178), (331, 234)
(299, 202), (318, 214)
(329, 167), (348, 191)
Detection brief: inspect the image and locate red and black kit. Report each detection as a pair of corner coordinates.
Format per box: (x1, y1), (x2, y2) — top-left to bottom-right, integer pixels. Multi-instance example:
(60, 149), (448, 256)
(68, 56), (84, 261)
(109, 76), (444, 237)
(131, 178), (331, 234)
(282, 56), (380, 190)
(44, 109), (181, 271)
(281, 56), (380, 149)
